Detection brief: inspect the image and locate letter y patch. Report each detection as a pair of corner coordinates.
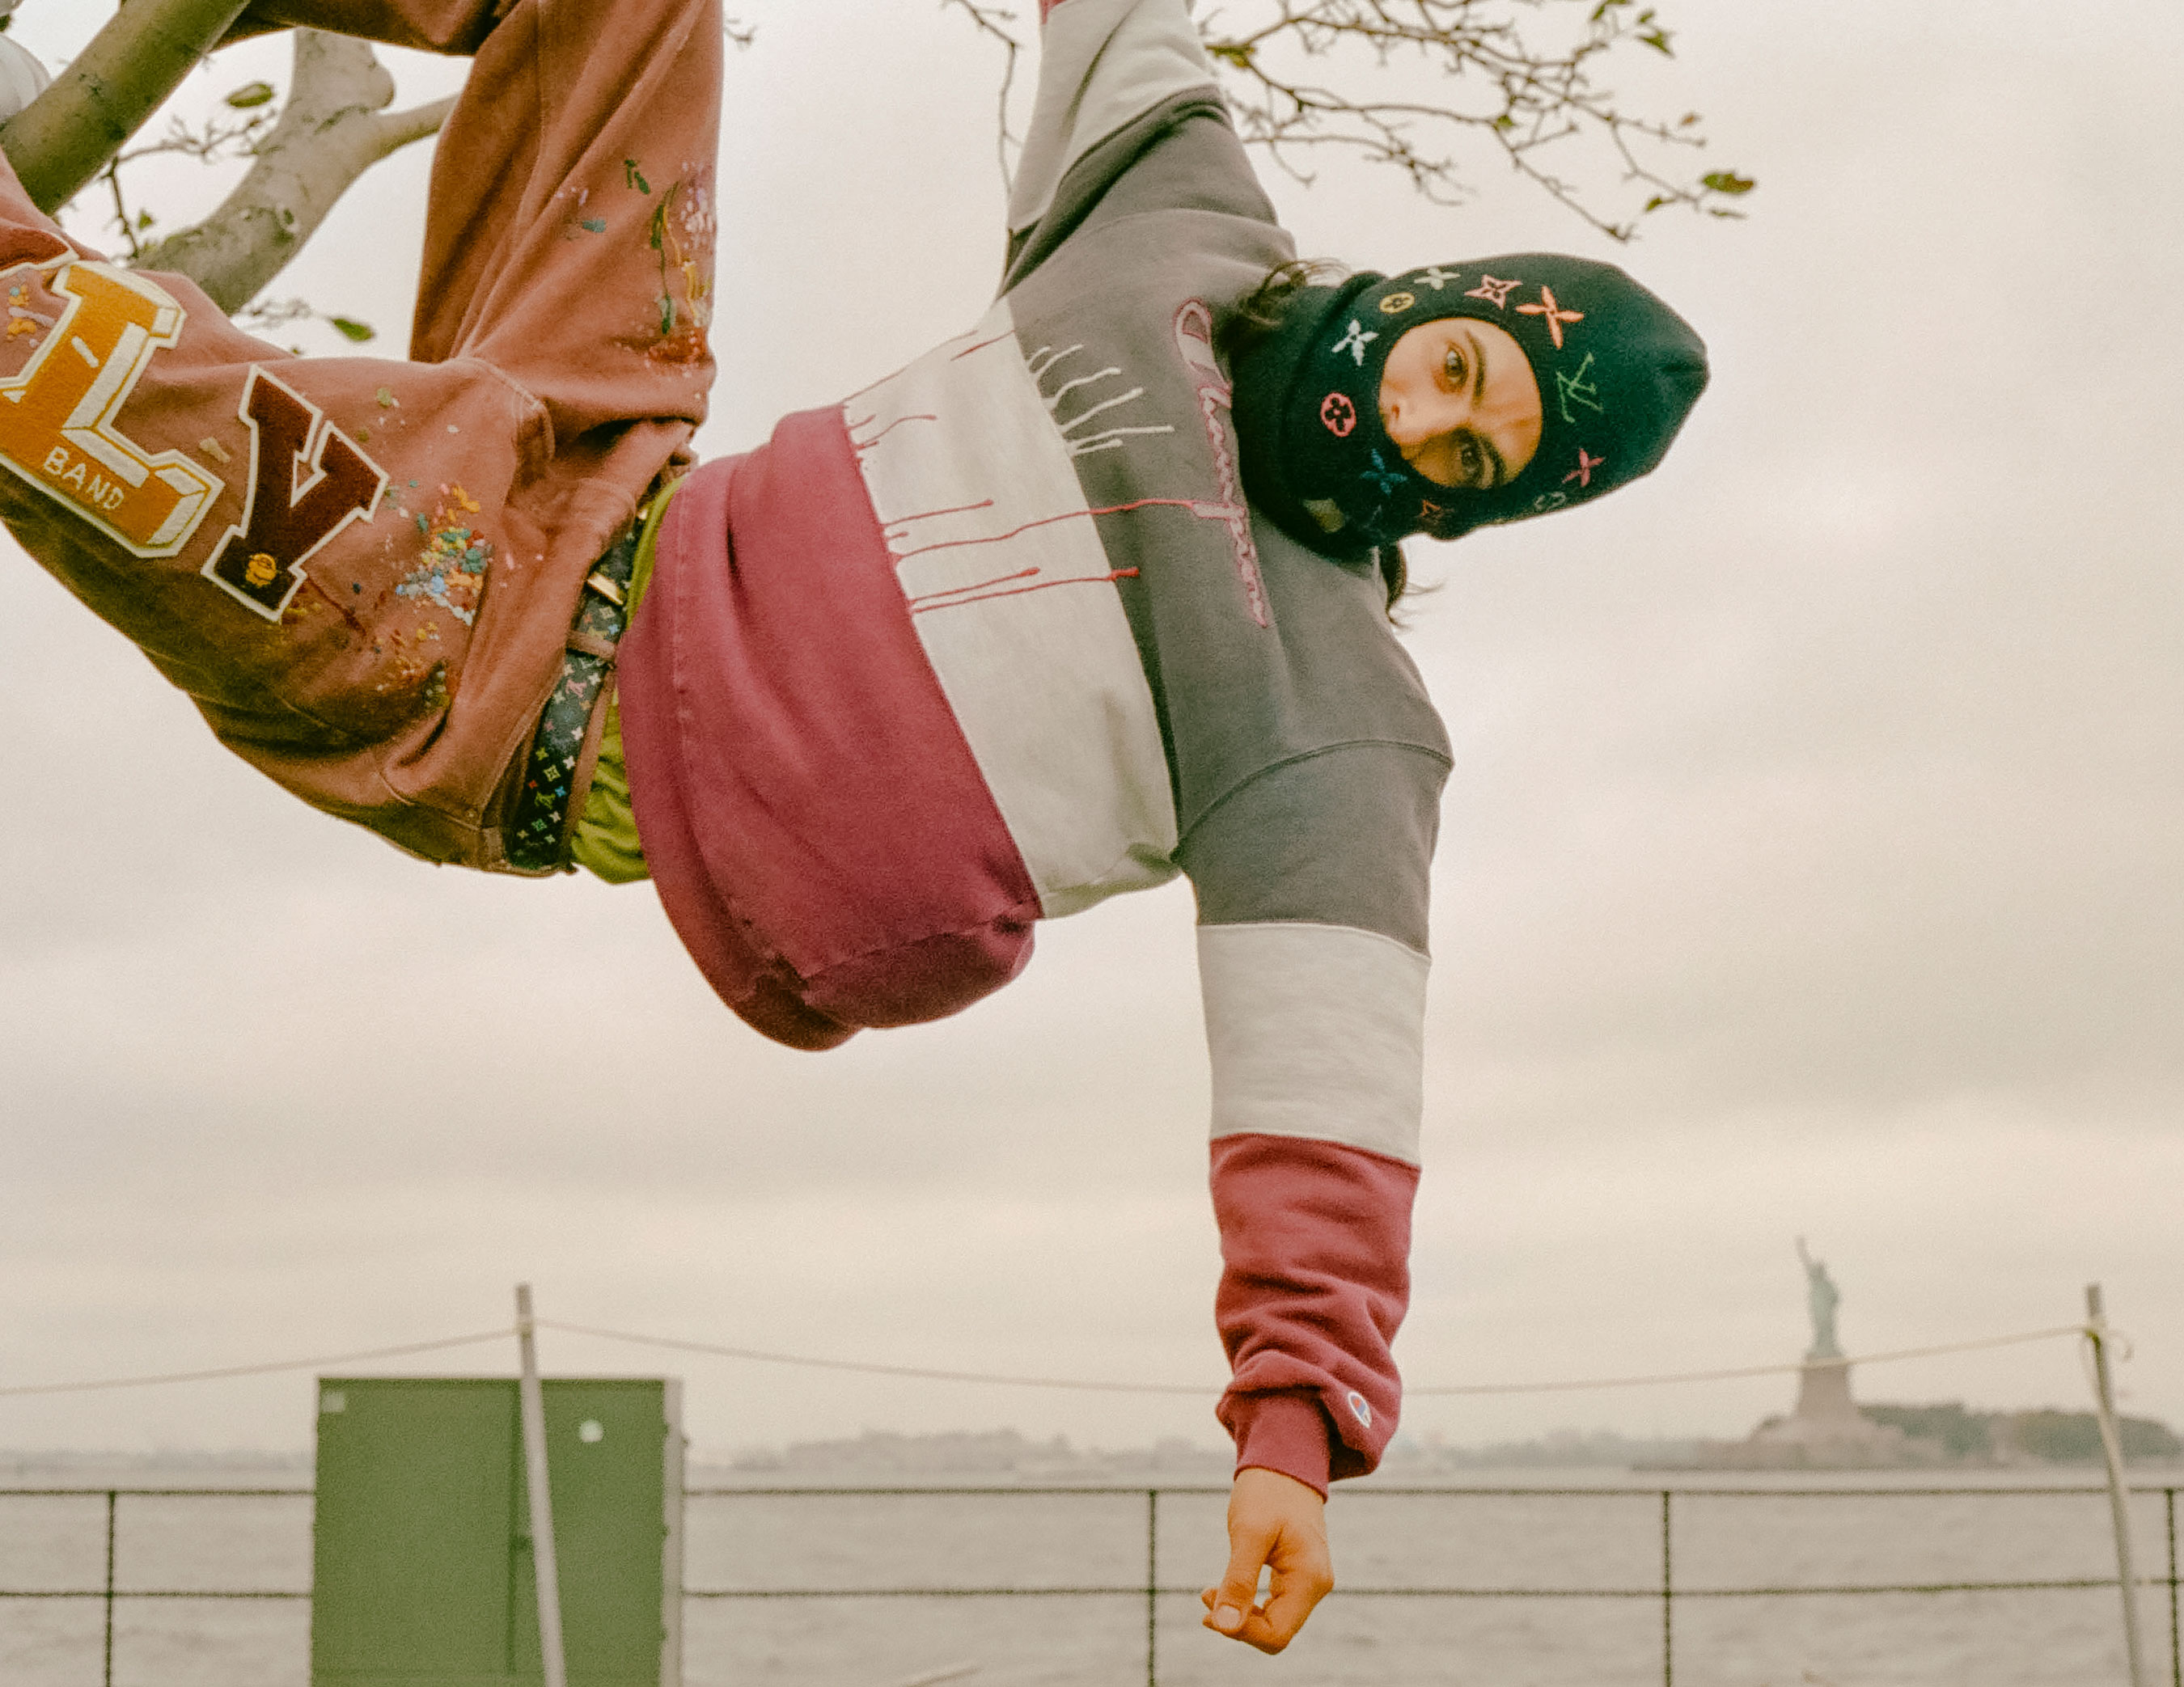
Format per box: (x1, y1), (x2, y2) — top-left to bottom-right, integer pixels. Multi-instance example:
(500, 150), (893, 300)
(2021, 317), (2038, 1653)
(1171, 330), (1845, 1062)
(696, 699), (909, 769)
(202, 368), (387, 621)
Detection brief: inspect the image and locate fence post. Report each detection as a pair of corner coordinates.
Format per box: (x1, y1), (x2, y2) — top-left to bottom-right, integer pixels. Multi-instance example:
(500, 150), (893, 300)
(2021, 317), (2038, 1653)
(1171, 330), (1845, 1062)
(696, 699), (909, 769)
(103, 1489), (116, 1687)
(515, 1283), (569, 1687)
(2167, 1488), (2178, 1687)
(1145, 1489), (1158, 1687)
(2087, 1283), (2150, 1687)
(1660, 1490), (1673, 1687)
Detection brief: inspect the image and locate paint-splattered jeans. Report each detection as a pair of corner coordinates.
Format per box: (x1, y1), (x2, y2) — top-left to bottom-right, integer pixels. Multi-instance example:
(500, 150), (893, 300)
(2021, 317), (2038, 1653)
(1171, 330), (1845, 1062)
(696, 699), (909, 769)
(0, 0), (720, 869)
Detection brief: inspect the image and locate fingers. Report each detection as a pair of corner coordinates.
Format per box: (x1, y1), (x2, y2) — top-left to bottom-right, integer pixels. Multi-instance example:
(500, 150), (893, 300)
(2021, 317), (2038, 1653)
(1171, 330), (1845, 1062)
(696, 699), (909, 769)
(1201, 1524), (1273, 1643)
(1199, 1469), (1334, 1654)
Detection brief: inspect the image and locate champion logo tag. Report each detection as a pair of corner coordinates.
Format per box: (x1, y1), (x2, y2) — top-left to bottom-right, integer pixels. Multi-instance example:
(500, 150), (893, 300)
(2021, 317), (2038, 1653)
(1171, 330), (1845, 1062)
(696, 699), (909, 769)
(1346, 1390), (1373, 1428)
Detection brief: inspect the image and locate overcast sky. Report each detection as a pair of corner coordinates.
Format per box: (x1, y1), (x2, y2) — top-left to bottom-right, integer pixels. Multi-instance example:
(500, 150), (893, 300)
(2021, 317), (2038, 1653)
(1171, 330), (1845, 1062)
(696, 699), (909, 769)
(2, 0), (2179, 1461)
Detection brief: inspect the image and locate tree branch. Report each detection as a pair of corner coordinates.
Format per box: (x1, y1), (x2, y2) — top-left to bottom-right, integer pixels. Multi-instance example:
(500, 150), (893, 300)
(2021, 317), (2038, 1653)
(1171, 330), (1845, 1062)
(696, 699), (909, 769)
(130, 30), (452, 312)
(0, 0), (252, 214)
(942, 0), (1751, 239)
(939, 0), (1023, 191)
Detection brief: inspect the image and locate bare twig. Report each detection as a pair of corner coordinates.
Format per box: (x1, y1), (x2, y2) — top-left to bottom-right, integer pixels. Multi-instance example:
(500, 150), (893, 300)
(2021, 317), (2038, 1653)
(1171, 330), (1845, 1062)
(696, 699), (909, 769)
(944, 0), (1750, 239)
(1196, 0), (1751, 239)
(940, 0), (1025, 191)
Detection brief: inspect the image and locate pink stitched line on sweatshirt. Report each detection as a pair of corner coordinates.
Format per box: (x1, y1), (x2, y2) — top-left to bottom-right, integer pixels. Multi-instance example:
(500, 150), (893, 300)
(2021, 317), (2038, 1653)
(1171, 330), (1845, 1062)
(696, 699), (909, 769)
(1174, 298), (1269, 627)
(890, 496), (1213, 561)
(906, 566), (1040, 607)
(950, 331), (1014, 362)
(884, 498), (997, 531)
(840, 323), (997, 404)
(849, 412), (938, 452)
(910, 568), (1140, 615)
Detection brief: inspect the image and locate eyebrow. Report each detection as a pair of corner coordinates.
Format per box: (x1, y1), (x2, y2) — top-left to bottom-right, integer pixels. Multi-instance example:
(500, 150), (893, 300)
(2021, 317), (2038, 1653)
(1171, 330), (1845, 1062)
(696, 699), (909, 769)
(1459, 425), (1509, 489)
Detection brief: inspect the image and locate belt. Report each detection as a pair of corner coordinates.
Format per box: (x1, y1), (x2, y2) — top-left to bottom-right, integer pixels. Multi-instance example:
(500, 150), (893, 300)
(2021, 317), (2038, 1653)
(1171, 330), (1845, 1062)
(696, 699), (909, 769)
(504, 528), (640, 872)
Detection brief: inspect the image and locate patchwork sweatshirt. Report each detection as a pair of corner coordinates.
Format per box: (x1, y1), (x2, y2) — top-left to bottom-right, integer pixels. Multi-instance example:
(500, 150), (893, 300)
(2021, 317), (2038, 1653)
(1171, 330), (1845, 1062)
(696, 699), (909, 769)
(615, 0), (1451, 1492)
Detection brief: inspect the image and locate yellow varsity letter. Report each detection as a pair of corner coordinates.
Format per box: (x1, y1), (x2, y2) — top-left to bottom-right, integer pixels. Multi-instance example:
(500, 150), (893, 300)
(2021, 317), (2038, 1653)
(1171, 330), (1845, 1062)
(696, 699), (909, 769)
(0, 261), (222, 558)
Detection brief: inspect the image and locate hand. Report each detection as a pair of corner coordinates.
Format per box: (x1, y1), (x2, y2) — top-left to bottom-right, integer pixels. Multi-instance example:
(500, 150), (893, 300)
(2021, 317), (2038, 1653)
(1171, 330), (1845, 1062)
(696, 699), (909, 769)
(1199, 1466), (1334, 1654)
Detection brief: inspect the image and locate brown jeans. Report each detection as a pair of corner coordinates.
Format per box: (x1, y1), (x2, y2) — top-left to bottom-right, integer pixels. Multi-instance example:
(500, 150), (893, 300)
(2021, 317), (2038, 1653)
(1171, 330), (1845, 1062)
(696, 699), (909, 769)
(0, 0), (720, 868)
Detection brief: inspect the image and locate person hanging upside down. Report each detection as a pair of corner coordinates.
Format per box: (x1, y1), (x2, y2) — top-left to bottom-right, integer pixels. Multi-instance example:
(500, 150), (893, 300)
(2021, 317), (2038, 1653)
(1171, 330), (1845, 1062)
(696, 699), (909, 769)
(0, 0), (1704, 1652)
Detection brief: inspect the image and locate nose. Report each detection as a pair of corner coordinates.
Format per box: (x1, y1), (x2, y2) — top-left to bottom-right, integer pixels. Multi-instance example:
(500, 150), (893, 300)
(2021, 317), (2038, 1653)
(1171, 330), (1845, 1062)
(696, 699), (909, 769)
(1381, 378), (1459, 449)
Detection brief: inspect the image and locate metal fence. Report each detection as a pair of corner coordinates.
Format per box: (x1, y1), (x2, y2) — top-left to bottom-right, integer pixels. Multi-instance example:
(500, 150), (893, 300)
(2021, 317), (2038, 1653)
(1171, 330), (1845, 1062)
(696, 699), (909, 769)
(3, 1481), (2181, 1686)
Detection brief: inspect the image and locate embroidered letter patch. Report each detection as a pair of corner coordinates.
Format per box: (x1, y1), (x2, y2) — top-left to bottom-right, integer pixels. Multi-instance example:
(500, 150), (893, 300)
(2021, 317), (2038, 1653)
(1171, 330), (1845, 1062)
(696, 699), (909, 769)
(0, 261), (223, 557)
(201, 368), (388, 620)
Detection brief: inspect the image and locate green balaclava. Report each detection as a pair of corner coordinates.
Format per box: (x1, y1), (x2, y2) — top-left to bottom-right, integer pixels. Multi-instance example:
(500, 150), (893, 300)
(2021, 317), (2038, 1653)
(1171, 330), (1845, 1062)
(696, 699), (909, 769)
(1229, 254), (1709, 557)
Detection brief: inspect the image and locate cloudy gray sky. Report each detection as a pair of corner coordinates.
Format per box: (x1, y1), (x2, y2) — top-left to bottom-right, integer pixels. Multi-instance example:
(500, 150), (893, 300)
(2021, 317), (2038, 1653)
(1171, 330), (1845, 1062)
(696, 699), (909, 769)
(2, 0), (2179, 1461)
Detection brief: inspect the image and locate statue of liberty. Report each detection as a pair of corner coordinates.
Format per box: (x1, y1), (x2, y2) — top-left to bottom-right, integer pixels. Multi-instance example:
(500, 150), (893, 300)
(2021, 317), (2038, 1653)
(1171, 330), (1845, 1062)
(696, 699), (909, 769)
(1797, 1237), (1843, 1360)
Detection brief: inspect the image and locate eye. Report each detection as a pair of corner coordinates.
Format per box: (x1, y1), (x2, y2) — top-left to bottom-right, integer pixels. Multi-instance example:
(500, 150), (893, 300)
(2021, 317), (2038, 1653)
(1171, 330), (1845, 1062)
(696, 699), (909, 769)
(1441, 343), (1468, 388)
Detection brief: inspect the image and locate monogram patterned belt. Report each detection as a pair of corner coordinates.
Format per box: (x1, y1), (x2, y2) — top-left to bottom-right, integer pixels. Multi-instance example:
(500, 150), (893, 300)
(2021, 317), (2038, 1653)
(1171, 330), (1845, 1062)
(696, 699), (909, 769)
(503, 527), (640, 872)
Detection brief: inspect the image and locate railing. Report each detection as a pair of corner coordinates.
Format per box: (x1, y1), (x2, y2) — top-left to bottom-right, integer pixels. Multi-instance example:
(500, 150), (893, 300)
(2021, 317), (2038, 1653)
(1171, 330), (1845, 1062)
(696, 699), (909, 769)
(0, 1486), (311, 1686)
(4, 1482), (2181, 1686)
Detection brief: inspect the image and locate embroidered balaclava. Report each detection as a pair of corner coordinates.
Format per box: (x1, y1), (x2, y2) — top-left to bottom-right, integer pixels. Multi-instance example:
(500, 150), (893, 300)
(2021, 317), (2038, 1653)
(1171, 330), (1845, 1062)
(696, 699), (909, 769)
(1230, 254), (1709, 556)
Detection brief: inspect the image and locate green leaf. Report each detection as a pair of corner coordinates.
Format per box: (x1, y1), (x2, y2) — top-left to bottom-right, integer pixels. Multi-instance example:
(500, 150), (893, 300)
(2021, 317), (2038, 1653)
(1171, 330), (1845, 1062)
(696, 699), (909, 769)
(624, 159), (651, 194)
(1700, 169), (1757, 196)
(329, 317), (377, 343)
(225, 82), (277, 110)
(136, 210), (156, 230)
(1642, 194), (1670, 213)
(1639, 26), (1674, 54)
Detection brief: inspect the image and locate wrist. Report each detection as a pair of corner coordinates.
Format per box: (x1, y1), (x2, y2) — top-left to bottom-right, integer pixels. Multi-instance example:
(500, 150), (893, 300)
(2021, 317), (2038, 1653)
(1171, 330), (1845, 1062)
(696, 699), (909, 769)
(1228, 1391), (1331, 1497)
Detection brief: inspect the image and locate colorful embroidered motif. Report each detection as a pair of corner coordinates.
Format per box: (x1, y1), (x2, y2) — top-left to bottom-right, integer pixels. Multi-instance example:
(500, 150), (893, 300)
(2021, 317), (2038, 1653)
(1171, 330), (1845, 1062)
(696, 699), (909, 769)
(1378, 290), (1417, 315)
(1416, 267), (1462, 291)
(1332, 319), (1379, 366)
(1465, 275), (1519, 308)
(1319, 391), (1358, 437)
(5, 283), (53, 339)
(1359, 448), (1407, 501)
(1555, 350), (1603, 423)
(638, 163), (715, 366)
(393, 484), (491, 627)
(1517, 284), (1584, 349)
(1564, 446), (1606, 487)
(0, 260), (223, 560)
(201, 367), (387, 621)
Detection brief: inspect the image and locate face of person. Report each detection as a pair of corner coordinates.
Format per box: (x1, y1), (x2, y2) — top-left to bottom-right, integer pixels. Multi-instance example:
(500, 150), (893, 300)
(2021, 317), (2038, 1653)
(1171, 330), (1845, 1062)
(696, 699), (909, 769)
(1377, 318), (1543, 490)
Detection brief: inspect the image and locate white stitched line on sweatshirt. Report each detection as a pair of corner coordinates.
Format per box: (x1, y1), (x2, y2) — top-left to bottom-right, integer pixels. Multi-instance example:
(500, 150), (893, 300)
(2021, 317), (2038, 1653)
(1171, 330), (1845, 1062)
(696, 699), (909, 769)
(1044, 367), (1123, 410)
(1068, 425), (1176, 459)
(1026, 344), (1083, 381)
(1056, 387), (1149, 433)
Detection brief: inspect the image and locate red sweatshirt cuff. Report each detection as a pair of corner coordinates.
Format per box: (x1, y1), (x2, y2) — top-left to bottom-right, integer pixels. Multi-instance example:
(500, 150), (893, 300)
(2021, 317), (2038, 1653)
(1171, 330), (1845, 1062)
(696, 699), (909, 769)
(1227, 1390), (1333, 1498)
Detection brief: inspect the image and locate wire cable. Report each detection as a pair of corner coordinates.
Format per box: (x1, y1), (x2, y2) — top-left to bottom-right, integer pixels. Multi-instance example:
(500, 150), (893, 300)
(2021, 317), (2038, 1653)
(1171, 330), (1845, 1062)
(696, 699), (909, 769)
(0, 1330), (511, 1398)
(1409, 1324), (2093, 1397)
(535, 1319), (1213, 1395)
(0, 1319), (2099, 1402)
(540, 1317), (2094, 1399)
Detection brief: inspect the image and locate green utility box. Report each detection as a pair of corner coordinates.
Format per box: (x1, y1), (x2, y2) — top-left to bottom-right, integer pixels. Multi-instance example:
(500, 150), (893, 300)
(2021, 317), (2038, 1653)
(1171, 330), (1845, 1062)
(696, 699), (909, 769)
(311, 1377), (684, 1687)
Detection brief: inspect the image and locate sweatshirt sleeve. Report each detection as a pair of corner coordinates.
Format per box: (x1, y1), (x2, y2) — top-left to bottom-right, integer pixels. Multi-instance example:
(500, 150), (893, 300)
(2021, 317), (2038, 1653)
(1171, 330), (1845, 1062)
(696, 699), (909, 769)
(1007, 0), (1225, 243)
(1179, 742), (1446, 1495)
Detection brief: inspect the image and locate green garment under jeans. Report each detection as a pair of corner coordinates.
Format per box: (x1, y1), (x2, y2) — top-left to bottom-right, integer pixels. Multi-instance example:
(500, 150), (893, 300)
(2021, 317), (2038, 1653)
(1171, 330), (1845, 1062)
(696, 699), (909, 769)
(569, 476), (684, 883)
